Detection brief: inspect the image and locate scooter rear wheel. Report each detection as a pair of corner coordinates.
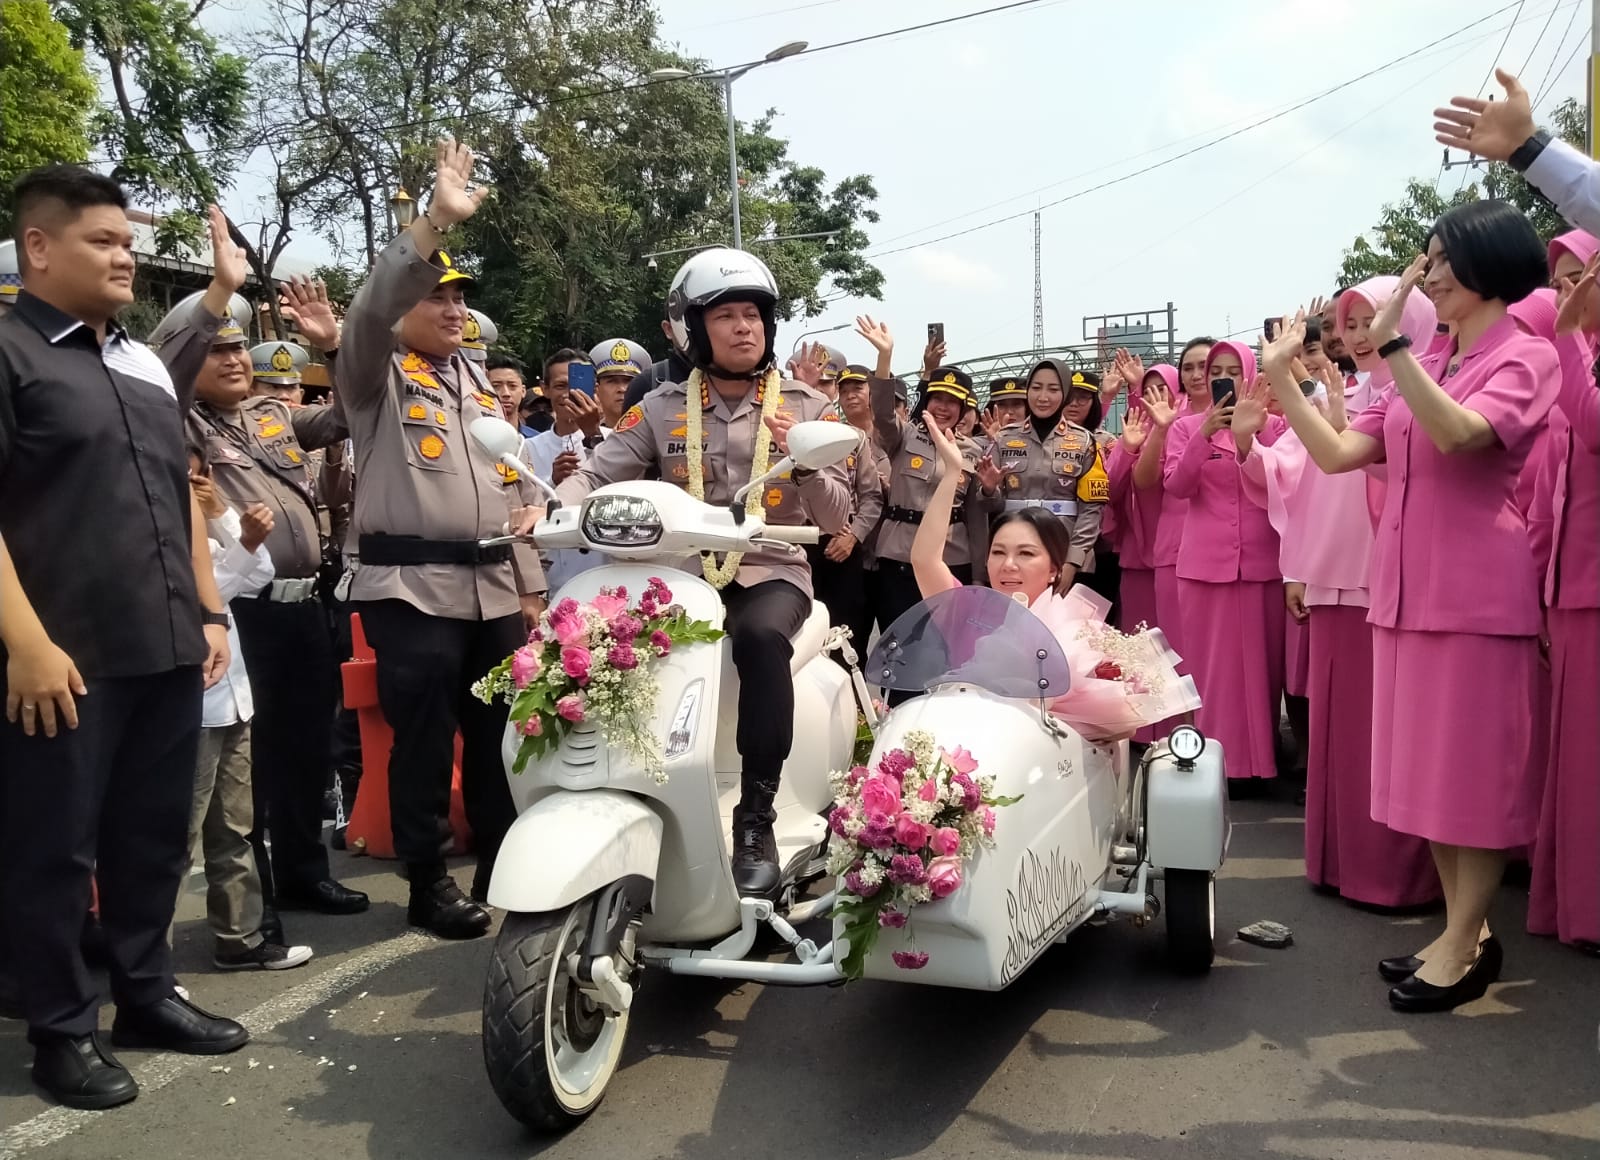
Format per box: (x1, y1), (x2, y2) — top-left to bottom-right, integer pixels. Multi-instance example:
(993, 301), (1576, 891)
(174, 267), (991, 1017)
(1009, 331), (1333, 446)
(482, 900), (631, 1131)
(1163, 869), (1216, 974)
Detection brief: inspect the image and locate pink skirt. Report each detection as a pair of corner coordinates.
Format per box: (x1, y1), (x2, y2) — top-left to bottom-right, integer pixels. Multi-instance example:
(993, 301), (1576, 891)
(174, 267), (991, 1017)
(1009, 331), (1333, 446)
(1528, 608), (1600, 946)
(1153, 565), (1185, 660)
(1284, 609), (1310, 699)
(1121, 568), (1162, 744)
(1177, 577), (1285, 779)
(1370, 626), (1540, 848)
(1304, 606), (1439, 907)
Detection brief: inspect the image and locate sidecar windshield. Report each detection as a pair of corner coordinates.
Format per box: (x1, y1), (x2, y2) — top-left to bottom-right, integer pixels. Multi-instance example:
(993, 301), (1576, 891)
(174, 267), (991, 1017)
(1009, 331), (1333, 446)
(865, 585), (1072, 698)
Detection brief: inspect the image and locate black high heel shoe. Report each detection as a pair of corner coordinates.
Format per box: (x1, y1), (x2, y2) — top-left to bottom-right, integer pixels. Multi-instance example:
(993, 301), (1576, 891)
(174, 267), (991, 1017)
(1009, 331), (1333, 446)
(1388, 937), (1503, 1013)
(1378, 933), (1498, 983)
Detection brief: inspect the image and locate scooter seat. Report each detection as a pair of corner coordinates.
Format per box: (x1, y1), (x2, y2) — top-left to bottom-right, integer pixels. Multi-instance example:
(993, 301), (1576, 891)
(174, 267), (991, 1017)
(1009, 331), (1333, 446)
(787, 601), (833, 675)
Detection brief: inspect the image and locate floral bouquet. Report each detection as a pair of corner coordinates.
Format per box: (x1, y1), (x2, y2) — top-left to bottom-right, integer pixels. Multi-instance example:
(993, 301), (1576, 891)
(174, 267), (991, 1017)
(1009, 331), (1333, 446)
(827, 731), (1020, 980)
(473, 578), (723, 783)
(1029, 585), (1202, 742)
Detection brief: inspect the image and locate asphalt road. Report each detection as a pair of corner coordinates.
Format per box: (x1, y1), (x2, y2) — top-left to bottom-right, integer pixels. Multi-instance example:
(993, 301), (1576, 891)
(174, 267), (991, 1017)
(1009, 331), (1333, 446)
(3, 794), (1597, 1160)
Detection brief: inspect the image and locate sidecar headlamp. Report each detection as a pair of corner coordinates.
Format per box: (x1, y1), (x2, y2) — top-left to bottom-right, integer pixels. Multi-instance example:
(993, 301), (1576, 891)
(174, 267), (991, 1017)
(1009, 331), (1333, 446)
(582, 495), (662, 547)
(1168, 725), (1205, 766)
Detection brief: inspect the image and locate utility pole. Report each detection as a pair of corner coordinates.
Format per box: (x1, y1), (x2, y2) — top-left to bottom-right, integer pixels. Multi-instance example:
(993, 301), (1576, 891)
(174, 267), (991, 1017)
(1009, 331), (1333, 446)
(1032, 212), (1045, 355)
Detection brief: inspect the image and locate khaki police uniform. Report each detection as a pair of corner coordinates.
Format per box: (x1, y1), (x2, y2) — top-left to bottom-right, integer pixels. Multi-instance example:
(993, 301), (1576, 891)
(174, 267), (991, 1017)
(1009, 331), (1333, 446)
(808, 393), (884, 654)
(333, 232), (543, 888)
(990, 416), (1107, 569)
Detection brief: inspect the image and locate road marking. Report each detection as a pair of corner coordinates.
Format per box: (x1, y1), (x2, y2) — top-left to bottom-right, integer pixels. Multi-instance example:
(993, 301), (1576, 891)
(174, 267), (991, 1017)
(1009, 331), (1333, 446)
(0, 931), (437, 1159)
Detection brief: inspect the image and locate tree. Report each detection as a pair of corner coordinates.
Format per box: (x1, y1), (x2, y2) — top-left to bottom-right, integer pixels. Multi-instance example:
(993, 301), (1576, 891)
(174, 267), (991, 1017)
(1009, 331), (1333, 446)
(0, 2), (97, 227)
(1339, 98), (1589, 286)
(55, 0), (249, 253)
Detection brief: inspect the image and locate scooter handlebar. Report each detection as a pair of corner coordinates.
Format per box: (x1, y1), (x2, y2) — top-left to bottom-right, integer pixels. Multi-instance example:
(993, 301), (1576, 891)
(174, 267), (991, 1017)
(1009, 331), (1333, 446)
(757, 525), (821, 545)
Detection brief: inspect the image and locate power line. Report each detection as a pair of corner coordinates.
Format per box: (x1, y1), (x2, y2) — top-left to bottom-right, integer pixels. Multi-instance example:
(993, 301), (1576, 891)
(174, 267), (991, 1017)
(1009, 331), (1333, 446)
(1534, 21), (1590, 105)
(1446, 0), (1529, 193)
(866, 1), (1537, 260)
(1532, 0), (1584, 100)
(1516, 0), (1560, 72)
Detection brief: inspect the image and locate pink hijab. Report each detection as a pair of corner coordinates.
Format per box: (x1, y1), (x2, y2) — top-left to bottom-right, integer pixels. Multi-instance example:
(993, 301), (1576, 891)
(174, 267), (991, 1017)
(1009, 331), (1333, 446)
(1337, 275), (1440, 391)
(1203, 340), (1257, 386)
(1547, 229), (1599, 275)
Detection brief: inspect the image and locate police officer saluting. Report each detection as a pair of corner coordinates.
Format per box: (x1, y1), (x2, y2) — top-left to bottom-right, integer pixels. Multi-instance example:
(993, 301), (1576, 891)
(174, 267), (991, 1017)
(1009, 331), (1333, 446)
(149, 296), (369, 921)
(336, 138), (546, 938)
(558, 248), (850, 895)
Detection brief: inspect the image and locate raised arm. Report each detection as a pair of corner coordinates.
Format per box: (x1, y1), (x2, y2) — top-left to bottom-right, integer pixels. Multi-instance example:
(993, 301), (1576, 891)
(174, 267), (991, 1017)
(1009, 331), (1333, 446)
(1261, 314), (1383, 475)
(554, 404), (658, 507)
(909, 422), (965, 600)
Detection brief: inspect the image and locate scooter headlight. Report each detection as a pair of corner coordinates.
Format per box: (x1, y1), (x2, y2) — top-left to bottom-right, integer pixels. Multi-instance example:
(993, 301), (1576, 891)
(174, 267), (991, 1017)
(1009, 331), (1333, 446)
(582, 495), (662, 547)
(1168, 725), (1205, 764)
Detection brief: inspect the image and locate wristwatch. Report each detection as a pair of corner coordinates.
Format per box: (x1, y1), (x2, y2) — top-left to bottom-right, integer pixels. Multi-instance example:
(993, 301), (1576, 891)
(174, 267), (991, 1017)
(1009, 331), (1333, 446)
(202, 610), (231, 630)
(1507, 129), (1552, 173)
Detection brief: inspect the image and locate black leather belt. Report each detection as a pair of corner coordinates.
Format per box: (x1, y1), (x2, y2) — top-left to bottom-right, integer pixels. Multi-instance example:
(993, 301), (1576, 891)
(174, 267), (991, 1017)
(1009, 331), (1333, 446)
(358, 534), (513, 566)
(883, 505), (924, 525)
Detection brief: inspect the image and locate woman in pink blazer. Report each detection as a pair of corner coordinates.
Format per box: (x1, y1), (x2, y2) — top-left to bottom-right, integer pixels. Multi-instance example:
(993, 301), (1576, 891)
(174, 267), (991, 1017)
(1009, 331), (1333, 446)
(1144, 338), (1214, 670)
(1263, 201), (1557, 1013)
(1164, 341), (1286, 783)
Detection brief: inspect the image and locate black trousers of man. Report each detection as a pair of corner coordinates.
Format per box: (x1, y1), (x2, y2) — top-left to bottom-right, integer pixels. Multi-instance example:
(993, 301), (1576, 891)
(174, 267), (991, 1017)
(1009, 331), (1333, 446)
(806, 538), (870, 666)
(1080, 540), (1122, 627)
(355, 600), (520, 891)
(870, 559), (972, 707)
(232, 597), (335, 899)
(0, 667), (201, 1043)
(721, 578), (811, 817)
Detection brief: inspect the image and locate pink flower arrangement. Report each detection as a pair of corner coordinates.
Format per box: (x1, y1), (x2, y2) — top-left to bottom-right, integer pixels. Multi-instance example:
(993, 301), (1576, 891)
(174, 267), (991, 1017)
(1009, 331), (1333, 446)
(828, 732), (1020, 980)
(473, 580), (724, 783)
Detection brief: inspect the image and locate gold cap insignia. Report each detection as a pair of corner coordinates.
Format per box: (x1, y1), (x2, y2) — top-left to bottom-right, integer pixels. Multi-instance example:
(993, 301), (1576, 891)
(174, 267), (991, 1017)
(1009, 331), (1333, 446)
(270, 345), (294, 373)
(611, 341), (631, 363)
(941, 371), (957, 385)
(463, 315), (481, 341)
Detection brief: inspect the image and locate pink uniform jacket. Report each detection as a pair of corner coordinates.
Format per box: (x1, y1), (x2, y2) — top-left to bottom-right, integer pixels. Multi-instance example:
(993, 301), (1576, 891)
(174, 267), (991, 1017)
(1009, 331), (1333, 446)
(1350, 316), (1559, 636)
(1164, 412), (1285, 584)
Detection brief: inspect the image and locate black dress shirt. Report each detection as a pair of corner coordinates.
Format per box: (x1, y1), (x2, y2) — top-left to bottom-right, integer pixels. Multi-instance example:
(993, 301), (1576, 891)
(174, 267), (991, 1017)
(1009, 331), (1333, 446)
(0, 290), (220, 678)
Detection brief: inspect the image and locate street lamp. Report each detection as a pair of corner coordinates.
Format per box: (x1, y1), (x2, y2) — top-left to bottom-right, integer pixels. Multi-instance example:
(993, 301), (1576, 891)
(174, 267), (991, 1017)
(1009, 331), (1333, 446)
(649, 40), (809, 251)
(790, 322), (850, 351)
(642, 229), (840, 271)
(390, 188), (417, 232)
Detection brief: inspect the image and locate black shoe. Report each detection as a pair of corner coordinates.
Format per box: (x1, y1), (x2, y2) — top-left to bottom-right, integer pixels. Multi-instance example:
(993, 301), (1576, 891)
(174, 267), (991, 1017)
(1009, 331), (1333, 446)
(111, 993), (250, 1055)
(32, 1033), (138, 1110)
(407, 875), (491, 940)
(1388, 938), (1503, 1013)
(214, 941), (314, 972)
(330, 825), (348, 852)
(0, 971), (21, 1020)
(276, 878), (370, 915)
(1379, 934), (1499, 983)
(731, 819), (780, 898)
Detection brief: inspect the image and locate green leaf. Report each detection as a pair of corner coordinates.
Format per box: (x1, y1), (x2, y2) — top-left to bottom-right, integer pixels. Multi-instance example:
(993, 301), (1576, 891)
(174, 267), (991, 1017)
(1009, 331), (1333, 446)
(986, 794), (1025, 808)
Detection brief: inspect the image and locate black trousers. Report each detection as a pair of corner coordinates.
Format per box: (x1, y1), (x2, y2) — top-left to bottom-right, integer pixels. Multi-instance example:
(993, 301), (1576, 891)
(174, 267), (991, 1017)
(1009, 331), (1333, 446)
(871, 559), (972, 707)
(807, 538), (871, 662)
(354, 599), (520, 875)
(233, 596), (335, 897)
(0, 667), (201, 1041)
(327, 594), (362, 789)
(1081, 540), (1122, 628)
(721, 578), (811, 812)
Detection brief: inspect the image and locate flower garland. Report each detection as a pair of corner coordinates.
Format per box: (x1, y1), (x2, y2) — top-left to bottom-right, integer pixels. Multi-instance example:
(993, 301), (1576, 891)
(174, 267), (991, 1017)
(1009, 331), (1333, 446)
(685, 367), (783, 589)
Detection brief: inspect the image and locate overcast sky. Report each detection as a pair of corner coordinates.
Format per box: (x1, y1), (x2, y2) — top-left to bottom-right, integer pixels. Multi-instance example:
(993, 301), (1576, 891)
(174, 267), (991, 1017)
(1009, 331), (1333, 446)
(221, 0), (1591, 366)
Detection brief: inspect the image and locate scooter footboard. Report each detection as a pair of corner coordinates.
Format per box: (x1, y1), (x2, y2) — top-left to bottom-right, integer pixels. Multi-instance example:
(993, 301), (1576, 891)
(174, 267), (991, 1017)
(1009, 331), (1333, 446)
(486, 789), (662, 913)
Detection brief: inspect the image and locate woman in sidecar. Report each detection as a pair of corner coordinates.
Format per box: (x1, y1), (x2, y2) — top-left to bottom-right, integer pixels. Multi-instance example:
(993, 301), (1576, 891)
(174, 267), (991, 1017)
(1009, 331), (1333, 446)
(905, 417), (1200, 739)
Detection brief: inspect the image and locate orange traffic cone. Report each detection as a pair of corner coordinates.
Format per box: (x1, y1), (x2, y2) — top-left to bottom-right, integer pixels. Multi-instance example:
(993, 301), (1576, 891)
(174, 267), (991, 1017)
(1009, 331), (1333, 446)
(341, 613), (472, 859)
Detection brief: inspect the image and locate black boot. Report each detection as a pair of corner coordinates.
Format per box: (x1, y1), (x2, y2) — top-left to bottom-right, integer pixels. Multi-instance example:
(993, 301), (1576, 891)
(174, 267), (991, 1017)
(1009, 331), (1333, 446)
(407, 864), (491, 940)
(731, 786), (780, 898)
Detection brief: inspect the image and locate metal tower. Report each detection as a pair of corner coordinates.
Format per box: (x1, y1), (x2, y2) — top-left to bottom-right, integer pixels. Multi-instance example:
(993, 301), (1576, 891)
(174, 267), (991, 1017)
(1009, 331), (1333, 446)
(1032, 212), (1044, 354)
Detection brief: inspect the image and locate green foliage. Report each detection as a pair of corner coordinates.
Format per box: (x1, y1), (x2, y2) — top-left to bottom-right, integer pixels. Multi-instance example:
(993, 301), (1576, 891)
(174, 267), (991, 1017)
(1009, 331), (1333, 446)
(55, 0), (249, 251)
(0, 2), (97, 227)
(1339, 98), (1590, 287)
(312, 263), (362, 306)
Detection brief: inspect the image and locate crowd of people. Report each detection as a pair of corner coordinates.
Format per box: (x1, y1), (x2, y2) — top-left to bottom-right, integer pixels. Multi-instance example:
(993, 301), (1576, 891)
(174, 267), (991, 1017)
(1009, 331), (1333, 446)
(0, 66), (1594, 1114)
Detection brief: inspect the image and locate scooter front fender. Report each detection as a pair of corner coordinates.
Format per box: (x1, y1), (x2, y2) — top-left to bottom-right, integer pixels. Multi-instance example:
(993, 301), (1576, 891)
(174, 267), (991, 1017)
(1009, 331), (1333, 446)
(485, 790), (663, 914)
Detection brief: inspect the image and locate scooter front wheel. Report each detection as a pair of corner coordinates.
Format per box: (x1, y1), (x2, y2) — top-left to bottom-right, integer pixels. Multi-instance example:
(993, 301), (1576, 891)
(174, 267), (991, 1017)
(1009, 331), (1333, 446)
(482, 900), (632, 1131)
(1163, 868), (1216, 974)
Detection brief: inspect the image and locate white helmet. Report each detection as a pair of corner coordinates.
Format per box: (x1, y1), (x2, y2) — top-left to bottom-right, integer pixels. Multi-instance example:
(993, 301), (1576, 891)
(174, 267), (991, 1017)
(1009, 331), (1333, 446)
(664, 247), (779, 375)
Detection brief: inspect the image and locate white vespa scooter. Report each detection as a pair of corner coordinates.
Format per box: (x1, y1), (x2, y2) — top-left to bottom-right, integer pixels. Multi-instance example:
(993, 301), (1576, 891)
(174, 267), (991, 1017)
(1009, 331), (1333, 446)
(466, 418), (1230, 1135)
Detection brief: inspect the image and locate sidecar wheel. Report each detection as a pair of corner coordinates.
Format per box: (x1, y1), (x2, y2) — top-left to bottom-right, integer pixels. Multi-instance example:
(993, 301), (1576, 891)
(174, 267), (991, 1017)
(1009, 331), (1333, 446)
(483, 901), (632, 1132)
(1163, 869), (1215, 974)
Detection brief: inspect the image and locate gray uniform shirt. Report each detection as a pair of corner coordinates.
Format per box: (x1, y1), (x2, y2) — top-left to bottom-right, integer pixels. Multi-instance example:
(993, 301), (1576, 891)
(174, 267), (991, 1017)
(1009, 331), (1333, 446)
(990, 418), (1106, 568)
(869, 377), (984, 566)
(556, 376), (851, 597)
(335, 232), (544, 620)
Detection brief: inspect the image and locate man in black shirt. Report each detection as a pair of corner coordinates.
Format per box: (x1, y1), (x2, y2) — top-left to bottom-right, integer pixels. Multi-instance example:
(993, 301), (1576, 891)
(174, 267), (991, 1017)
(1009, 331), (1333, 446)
(0, 166), (251, 1109)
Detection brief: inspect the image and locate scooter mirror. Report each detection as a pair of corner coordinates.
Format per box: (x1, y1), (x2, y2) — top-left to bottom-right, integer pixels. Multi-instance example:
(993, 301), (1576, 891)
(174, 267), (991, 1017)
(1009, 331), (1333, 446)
(469, 416), (524, 459)
(786, 420), (860, 471)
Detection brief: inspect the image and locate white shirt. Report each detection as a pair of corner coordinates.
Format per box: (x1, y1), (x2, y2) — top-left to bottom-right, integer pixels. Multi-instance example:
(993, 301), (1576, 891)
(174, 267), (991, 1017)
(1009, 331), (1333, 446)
(1525, 137), (1600, 238)
(203, 508), (275, 728)
(523, 426), (613, 593)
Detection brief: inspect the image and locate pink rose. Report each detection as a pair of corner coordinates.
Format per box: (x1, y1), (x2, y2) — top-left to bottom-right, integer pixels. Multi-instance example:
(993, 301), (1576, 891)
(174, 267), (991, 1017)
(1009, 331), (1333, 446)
(550, 607), (587, 646)
(519, 715), (543, 736)
(930, 826), (961, 856)
(980, 806), (997, 836)
(891, 949), (929, 970)
(560, 645), (592, 684)
(878, 909), (908, 929)
(846, 764), (869, 787)
(859, 776), (901, 823)
(649, 629), (671, 656)
(556, 694), (586, 723)
(511, 645), (542, 689)
(918, 777), (940, 803)
(893, 814), (931, 850)
(927, 855), (963, 899)
(942, 745), (979, 775)
(607, 642), (639, 671)
(592, 589), (628, 619)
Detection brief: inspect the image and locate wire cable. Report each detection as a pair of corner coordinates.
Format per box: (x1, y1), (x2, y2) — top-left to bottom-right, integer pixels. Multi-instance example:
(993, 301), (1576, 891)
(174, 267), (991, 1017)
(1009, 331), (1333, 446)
(1534, 21), (1590, 105)
(1532, 0), (1584, 101)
